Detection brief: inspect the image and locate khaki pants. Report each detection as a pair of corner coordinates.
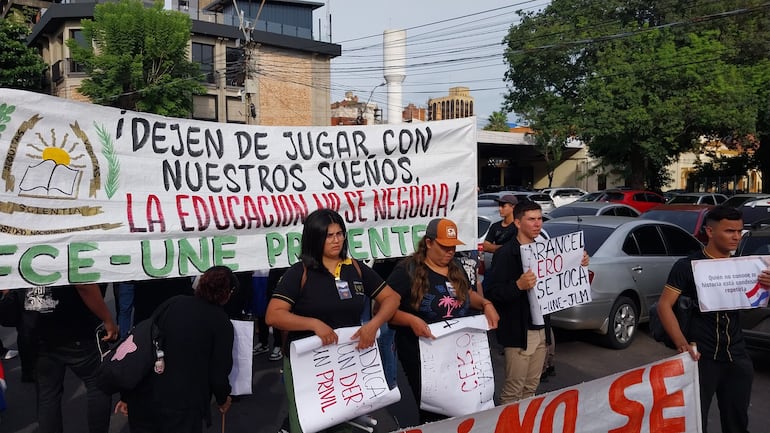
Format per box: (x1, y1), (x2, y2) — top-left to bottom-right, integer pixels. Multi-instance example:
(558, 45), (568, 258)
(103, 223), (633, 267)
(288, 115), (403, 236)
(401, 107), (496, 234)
(500, 329), (547, 405)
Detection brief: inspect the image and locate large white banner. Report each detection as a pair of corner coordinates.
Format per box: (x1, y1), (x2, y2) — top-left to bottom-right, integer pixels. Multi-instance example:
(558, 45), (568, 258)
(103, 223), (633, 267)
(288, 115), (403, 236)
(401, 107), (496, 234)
(520, 231), (591, 317)
(289, 327), (401, 433)
(0, 89), (476, 289)
(393, 353), (702, 433)
(419, 315), (494, 417)
(692, 255), (770, 311)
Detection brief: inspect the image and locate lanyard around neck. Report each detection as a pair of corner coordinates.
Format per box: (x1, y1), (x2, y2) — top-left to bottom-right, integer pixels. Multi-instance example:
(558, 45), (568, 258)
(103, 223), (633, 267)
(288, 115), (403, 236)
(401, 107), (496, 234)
(333, 258), (353, 280)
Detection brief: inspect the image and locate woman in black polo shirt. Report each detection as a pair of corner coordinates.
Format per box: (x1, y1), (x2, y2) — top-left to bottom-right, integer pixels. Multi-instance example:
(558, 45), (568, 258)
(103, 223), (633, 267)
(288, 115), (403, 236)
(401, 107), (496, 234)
(266, 208), (400, 433)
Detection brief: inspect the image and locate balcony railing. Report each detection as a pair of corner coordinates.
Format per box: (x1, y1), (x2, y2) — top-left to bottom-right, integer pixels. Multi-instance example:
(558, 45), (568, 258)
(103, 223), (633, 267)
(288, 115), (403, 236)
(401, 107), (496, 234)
(51, 58), (87, 82)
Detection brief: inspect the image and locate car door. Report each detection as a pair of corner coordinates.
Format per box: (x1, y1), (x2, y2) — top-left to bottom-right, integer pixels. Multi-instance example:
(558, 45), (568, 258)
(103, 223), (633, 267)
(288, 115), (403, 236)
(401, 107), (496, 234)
(621, 224), (675, 317)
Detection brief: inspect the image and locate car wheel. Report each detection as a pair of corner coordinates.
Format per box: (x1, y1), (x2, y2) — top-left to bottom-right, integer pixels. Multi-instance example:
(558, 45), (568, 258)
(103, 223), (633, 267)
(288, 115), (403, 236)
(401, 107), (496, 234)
(605, 296), (638, 349)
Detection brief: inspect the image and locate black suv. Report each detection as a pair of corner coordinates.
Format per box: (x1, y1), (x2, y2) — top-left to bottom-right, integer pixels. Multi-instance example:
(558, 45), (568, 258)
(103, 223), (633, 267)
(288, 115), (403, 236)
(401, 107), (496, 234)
(736, 225), (770, 351)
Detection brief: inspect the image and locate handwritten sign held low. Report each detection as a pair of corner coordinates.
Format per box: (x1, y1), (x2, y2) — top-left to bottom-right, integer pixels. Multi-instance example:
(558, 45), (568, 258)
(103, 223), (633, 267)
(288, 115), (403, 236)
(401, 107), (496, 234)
(419, 315), (494, 417)
(289, 327), (400, 433)
(521, 231), (591, 315)
(692, 255), (770, 312)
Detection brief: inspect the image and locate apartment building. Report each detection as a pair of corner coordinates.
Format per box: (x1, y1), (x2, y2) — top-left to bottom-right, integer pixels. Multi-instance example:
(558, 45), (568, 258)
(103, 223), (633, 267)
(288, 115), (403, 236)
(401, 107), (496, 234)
(24, 0), (340, 126)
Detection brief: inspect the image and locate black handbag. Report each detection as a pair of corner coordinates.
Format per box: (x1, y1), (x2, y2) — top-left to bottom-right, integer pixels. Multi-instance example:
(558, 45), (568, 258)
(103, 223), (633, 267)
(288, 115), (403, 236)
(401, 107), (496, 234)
(96, 297), (176, 394)
(649, 295), (695, 349)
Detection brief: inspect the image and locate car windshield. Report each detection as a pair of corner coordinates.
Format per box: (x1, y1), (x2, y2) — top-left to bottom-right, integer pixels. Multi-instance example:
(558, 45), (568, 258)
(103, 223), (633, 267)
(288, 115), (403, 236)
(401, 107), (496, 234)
(541, 223), (614, 255)
(528, 194), (552, 202)
(641, 210), (698, 233)
(667, 195), (700, 204)
(724, 195), (769, 208)
(576, 192), (601, 202)
(604, 192), (625, 201)
(547, 206), (595, 218)
(738, 234), (770, 256)
(477, 218), (492, 239)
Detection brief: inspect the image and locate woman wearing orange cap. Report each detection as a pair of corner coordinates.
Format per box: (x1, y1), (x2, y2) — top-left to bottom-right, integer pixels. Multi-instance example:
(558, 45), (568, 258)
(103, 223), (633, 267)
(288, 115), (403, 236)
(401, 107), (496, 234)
(386, 218), (499, 423)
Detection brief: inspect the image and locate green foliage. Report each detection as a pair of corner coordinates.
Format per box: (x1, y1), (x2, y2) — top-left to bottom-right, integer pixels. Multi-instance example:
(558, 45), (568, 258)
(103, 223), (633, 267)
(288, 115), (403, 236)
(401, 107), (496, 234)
(0, 103), (15, 136)
(0, 12), (47, 90)
(502, 0), (767, 189)
(68, 0), (205, 117)
(95, 123), (120, 199)
(483, 111), (510, 131)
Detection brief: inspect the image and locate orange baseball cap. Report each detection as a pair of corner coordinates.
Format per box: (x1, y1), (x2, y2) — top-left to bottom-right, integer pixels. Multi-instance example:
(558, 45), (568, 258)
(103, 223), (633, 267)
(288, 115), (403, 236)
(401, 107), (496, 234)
(425, 218), (465, 247)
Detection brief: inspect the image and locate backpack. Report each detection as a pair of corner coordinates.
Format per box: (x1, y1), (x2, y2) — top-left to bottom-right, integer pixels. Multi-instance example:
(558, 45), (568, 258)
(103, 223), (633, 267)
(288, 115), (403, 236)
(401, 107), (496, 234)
(96, 296), (176, 394)
(648, 295), (695, 349)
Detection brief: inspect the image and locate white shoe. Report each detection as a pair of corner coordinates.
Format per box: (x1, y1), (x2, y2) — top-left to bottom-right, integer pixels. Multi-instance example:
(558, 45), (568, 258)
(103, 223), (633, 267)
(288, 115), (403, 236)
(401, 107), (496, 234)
(253, 343), (269, 355)
(268, 346), (283, 361)
(2, 349), (18, 360)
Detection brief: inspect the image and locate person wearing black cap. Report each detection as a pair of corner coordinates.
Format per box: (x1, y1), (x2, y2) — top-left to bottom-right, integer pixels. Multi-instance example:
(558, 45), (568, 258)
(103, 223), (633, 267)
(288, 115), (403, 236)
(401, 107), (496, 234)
(483, 194), (518, 256)
(386, 218), (499, 423)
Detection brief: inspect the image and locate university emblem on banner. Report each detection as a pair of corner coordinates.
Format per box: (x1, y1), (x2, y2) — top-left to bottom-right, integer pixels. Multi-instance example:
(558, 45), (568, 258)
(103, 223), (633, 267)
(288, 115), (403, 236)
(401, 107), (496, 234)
(0, 105), (121, 235)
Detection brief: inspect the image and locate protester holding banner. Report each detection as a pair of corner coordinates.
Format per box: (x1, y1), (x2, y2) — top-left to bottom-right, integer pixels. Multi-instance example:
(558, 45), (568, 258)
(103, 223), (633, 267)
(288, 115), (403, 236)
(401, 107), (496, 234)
(387, 217), (499, 423)
(484, 201), (588, 405)
(266, 208), (400, 433)
(657, 205), (770, 433)
(115, 265), (235, 433)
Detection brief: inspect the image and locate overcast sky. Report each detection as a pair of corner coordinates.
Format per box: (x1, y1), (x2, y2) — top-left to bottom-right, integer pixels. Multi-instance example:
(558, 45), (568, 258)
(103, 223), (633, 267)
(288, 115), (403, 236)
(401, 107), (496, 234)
(314, 1), (550, 128)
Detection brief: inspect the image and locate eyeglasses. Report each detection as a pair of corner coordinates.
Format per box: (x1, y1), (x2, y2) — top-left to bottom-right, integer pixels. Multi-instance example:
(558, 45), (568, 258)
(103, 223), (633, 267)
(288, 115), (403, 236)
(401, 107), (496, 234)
(326, 231), (346, 242)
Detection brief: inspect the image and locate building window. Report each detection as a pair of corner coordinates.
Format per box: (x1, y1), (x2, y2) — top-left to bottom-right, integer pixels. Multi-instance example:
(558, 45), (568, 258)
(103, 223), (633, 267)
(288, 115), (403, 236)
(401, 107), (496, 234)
(192, 42), (215, 84)
(226, 47), (244, 87)
(69, 29), (87, 73)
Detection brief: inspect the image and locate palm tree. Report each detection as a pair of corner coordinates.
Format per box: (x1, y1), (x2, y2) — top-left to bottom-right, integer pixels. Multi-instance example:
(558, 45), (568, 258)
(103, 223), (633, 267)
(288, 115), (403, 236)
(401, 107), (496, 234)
(438, 295), (460, 318)
(483, 111), (510, 132)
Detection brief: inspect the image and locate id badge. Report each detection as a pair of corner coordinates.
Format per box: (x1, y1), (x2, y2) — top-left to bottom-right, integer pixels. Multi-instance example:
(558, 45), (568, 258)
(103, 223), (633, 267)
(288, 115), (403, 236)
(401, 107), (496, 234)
(336, 280), (352, 300)
(446, 281), (457, 298)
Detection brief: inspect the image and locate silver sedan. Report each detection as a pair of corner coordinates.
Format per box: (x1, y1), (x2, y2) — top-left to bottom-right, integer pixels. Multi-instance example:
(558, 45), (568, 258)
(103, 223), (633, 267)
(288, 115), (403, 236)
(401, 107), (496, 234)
(543, 216), (702, 349)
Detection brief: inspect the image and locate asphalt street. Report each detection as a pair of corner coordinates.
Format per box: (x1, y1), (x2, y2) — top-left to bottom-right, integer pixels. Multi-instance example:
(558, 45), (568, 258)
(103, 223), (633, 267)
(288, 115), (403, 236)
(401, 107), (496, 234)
(1, 301), (769, 432)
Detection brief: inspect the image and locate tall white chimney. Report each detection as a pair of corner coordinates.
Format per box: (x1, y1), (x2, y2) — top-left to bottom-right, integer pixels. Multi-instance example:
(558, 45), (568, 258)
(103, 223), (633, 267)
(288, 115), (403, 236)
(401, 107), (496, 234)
(383, 29), (406, 124)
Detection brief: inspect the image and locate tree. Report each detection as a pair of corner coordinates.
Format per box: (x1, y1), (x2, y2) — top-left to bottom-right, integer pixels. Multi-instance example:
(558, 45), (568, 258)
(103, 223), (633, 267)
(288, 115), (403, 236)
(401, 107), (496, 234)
(68, 0), (205, 117)
(0, 11), (47, 90)
(502, 0), (761, 189)
(483, 111), (510, 131)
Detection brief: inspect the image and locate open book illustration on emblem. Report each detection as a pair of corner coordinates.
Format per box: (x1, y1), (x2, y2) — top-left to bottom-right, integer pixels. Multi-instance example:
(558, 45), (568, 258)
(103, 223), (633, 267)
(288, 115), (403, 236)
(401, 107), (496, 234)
(19, 159), (82, 197)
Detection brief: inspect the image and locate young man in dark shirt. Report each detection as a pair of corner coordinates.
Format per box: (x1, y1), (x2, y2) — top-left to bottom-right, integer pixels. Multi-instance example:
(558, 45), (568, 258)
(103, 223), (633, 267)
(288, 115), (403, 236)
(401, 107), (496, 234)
(482, 194), (518, 255)
(28, 283), (118, 433)
(658, 205), (770, 433)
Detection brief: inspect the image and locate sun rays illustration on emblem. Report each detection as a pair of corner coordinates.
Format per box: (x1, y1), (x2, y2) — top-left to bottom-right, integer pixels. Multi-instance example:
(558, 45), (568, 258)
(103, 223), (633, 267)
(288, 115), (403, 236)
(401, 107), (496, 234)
(26, 129), (87, 168)
(18, 128), (86, 198)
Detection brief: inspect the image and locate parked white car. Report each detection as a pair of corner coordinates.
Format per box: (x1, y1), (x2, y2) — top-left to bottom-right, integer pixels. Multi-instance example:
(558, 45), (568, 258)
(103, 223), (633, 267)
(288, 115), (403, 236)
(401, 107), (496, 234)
(540, 187), (587, 207)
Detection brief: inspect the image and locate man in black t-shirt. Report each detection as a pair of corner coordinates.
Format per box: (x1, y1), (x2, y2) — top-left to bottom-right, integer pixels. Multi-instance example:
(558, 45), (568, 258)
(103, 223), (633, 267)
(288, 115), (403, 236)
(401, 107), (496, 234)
(483, 194), (518, 256)
(658, 205), (770, 433)
(27, 284), (118, 433)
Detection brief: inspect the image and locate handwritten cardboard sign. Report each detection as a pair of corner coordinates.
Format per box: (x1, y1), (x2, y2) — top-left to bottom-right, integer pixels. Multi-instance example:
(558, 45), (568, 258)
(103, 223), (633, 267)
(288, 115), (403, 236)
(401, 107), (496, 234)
(289, 327), (400, 433)
(692, 255), (770, 311)
(521, 231), (591, 315)
(0, 89), (476, 289)
(393, 353), (702, 433)
(419, 315), (494, 417)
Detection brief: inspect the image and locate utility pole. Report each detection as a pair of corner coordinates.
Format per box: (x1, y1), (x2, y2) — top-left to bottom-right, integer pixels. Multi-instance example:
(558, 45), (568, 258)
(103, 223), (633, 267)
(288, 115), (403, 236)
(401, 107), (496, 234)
(356, 82), (385, 125)
(233, 0), (266, 124)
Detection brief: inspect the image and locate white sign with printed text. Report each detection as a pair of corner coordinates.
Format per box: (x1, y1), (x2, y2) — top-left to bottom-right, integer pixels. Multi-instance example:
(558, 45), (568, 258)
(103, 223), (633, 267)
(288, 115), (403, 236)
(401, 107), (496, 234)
(692, 255), (770, 311)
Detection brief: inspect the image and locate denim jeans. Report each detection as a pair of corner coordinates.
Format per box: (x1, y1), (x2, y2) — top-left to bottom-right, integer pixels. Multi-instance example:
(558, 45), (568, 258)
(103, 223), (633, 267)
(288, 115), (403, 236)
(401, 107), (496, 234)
(36, 339), (112, 433)
(116, 282), (135, 339)
(377, 324), (397, 389)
